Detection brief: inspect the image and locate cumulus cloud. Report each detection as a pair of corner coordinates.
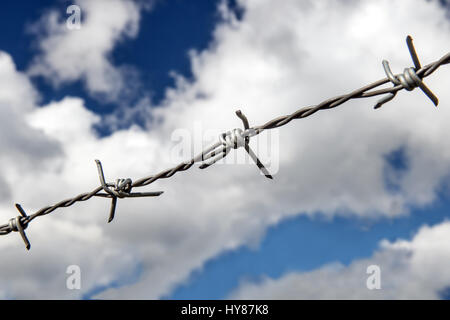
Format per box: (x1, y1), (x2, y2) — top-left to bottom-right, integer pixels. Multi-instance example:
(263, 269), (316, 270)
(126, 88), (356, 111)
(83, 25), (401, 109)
(229, 221), (450, 299)
(27, 0), (150, 101)
(0, 0), (450, 299)
(0, 52), (62, 203)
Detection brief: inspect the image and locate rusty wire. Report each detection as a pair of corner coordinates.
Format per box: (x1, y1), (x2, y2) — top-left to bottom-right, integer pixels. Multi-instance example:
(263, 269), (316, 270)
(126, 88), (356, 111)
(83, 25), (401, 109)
(1, 35), (449, 250)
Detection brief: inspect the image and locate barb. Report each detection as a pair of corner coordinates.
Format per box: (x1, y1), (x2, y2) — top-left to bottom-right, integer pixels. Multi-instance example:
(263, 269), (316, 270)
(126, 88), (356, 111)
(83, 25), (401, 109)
(1, 35), (449, 250)
(375, 35), (439, 109)
(199, 110), (273, 179)
(95, 160), (163, 223)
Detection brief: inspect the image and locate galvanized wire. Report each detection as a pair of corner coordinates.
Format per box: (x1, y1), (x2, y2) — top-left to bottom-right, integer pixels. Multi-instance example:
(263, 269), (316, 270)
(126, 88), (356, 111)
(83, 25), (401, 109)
(1, 35), (449, 250)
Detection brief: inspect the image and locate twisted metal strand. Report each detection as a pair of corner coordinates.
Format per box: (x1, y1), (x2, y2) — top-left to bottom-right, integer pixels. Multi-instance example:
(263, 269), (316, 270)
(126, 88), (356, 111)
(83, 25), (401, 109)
(1, 35), (449, 250)
(0, 160), (163, 249)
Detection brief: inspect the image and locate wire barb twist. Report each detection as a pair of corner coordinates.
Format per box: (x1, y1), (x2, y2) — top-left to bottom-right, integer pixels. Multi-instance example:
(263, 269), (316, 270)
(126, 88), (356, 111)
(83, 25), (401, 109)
(0, 35), (449, 250)
(9, 204), (31, 250)
(95, 159), (163, 223)
(375, 36), (439, 109)
(199, 110), (273, 179)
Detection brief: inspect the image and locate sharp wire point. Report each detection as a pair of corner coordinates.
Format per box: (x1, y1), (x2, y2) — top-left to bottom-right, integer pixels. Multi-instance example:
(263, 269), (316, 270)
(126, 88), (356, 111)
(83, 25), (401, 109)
(108, 197), (117, 223)
(15, 203), (28, 218)
(406, 35), (422, 70)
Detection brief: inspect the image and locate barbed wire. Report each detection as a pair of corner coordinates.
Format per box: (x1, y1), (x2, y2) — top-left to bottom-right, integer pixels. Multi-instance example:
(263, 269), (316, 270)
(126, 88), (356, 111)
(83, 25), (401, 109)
(1, 35), (449, 250)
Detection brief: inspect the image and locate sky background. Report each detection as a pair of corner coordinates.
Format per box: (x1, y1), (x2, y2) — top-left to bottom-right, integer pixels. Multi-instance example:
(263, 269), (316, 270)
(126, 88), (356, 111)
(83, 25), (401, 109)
(0, 0), (450, 299)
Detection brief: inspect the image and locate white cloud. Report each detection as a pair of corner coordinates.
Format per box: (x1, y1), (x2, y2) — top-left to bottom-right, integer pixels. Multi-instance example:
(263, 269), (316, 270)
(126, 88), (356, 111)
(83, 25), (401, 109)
(0, 0), (450, 299)
(0, 52), (62, 202)
(229, 221), (450, 299)
(0, 52), (39, 112)
(28, 0), (149, 101)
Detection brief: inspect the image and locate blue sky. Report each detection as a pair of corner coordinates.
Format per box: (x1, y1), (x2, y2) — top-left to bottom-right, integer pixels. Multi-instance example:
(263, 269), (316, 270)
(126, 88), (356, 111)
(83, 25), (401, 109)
(1, 0), (450, 300)
(169, 196), (450, 299)
(1, 0), (222, 133)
